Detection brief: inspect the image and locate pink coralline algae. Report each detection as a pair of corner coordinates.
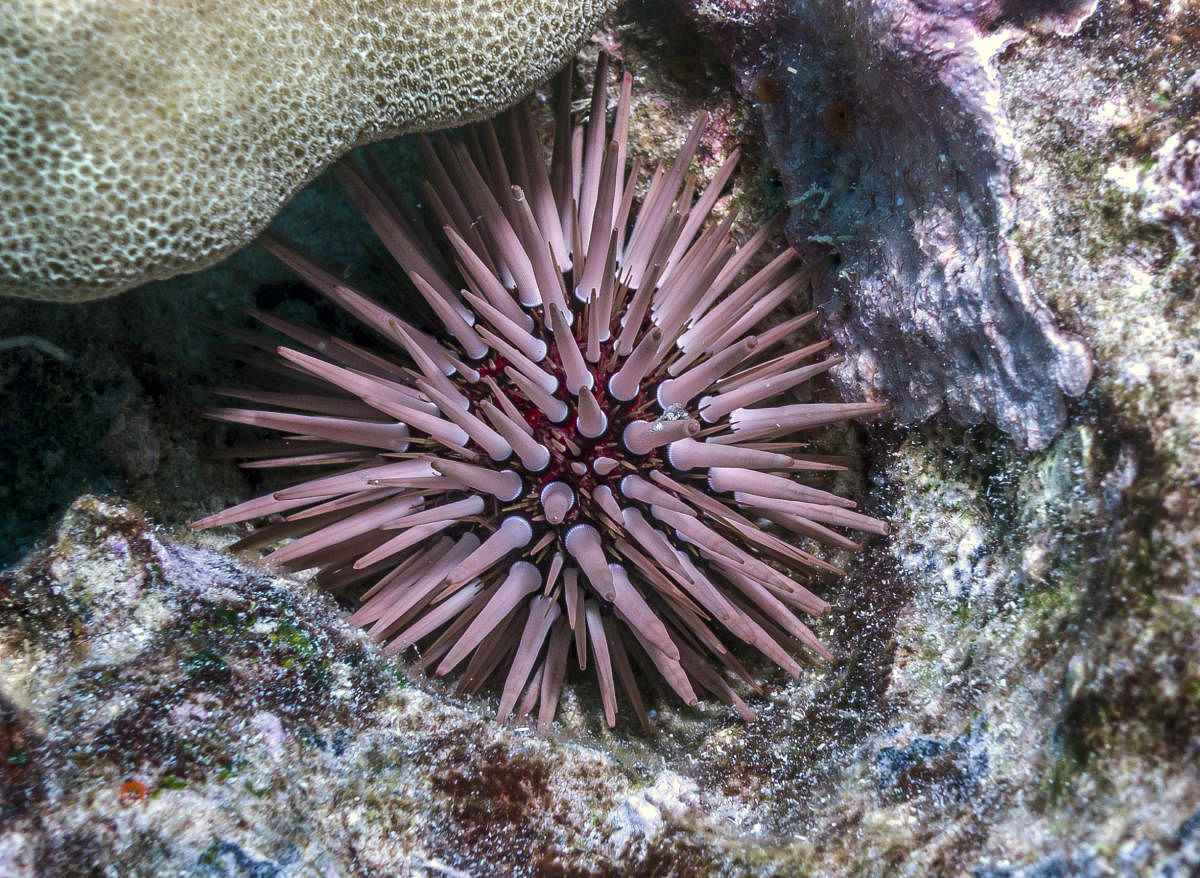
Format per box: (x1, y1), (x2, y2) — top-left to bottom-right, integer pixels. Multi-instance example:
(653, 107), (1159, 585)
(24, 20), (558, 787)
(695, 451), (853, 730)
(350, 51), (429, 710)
(681, 0), (1099, 450)
(194, 60), (887, 730)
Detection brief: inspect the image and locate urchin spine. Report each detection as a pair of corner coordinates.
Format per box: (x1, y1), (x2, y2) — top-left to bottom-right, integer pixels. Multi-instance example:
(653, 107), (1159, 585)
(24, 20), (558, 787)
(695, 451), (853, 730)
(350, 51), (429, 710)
(194, 57), (887, 730)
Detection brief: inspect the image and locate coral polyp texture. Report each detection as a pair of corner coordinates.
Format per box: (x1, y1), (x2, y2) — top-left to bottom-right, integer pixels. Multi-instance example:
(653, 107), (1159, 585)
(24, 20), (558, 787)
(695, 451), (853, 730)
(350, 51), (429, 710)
(0, 0), (614, 301)
(194, 61), (888, 729)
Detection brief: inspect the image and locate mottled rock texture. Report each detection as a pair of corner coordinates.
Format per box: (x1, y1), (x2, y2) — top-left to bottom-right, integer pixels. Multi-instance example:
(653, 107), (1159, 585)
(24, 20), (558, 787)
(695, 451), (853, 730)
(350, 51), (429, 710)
(0, 0), (615, 302)
(683, 0), (1101, 449)
(0, 496), (746, 875)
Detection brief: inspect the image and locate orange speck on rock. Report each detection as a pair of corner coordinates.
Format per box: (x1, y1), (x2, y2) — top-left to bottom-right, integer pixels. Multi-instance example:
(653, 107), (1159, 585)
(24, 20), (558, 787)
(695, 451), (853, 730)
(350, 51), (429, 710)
(119, 778), (149, 807)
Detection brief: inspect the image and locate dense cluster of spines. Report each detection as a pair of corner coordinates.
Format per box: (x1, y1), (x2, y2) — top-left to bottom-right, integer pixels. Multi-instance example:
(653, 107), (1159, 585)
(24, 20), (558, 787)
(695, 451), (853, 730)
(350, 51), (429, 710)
(195, 59), (887, 730)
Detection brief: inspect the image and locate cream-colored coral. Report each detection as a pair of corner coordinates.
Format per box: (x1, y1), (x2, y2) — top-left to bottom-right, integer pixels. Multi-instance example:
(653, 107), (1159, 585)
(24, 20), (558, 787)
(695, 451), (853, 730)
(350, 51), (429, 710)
(0, 0), (615, 301)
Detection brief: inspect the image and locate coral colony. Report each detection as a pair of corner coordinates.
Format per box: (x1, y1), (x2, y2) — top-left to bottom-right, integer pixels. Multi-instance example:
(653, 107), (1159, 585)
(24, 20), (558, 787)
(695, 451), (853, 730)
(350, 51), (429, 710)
(194, 59), (887, 730)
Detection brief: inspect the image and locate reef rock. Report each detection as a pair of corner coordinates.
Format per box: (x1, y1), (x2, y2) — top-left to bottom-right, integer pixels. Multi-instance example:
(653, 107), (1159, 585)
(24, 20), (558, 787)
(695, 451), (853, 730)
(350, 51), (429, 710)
(0, 0), (615, 302)
(0, 496), (757, 875)
(683, 0), (1100, 449)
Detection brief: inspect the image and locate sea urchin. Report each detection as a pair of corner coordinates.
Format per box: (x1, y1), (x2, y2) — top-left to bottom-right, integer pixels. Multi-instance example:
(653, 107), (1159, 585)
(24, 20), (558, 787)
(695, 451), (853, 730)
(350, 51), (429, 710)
(193, 58), (888, 730)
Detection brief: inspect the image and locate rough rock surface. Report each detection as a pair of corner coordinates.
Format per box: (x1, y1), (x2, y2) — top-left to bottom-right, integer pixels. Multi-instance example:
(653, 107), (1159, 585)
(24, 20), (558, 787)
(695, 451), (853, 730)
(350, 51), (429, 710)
(3, 1), (1200, 874)
(0, 496), (746, 875)
(683, 0), (1101, 449)
(0, 0), (615, 302)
